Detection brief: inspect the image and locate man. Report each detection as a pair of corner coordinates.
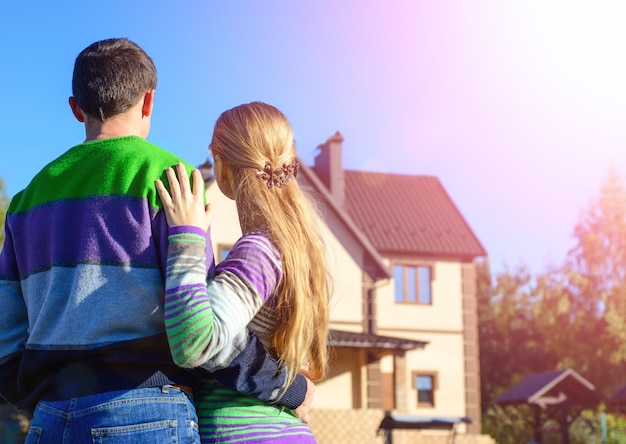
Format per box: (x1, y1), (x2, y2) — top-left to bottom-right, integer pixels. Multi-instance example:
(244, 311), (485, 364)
(0, 38), (311, 443)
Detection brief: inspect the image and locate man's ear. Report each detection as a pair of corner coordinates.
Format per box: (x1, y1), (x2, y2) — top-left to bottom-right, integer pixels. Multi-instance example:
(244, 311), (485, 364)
(142, 89), (155, 117)
(68, 97), (85, 122)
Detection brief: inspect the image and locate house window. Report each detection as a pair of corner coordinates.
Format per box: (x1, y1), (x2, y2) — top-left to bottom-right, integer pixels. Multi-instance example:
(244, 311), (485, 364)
(413, 372), (436, 407)
(218, 245), (231, 261)
(393, 264), (432, 304)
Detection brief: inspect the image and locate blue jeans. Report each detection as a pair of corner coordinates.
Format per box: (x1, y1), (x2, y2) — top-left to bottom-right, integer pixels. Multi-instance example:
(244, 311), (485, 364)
(25, 386), (200, 444)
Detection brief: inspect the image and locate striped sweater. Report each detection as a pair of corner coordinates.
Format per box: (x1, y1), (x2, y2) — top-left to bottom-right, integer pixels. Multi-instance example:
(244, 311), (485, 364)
(0, 136), (305, 414)
(165, 228), (316, 443)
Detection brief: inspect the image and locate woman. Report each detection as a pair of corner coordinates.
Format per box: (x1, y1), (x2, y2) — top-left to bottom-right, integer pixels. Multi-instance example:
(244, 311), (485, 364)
(156, 101), (330, 443)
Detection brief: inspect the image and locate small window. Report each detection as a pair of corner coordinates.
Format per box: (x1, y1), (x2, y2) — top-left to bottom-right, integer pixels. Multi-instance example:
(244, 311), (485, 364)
(413, 372), (436, 407)
(218, 245), (231, 262)
(394, 264), (432, 304)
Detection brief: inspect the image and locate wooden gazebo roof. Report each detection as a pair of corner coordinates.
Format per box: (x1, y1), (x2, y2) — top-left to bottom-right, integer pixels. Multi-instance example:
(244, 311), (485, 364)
(496, 368), (602, 409)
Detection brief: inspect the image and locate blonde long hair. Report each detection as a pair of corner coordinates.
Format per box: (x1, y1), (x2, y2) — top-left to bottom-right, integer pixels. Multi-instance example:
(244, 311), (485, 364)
(210, 101), (330, 385)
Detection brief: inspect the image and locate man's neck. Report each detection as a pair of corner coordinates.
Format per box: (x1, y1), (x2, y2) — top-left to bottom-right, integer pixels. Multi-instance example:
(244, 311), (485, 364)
(84, 125), (145, 142)
(82, 103), (149, 142)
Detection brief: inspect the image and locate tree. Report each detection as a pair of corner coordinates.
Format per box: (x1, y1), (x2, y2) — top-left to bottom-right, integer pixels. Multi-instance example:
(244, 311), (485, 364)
(481, 169), (626, 399)
(514, 169), (626, 398)
(0, 178), (9, 250)
(478, 169), (626, 441)
(479, 260), (557, 409)
(561, 169), (626, 395)
(478, 260), (559, 440)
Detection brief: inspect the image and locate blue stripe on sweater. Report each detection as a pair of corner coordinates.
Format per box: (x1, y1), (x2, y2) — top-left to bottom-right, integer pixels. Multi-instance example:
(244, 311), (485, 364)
(22, 263), (164, 346)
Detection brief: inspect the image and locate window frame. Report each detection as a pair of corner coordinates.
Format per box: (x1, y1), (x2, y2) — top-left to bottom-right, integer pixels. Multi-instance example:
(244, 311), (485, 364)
(393, 262), (433, 305)
(412, 371), (437, 408)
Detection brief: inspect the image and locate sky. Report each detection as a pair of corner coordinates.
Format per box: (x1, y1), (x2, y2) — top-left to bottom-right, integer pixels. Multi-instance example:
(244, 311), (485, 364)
(2, 1), (626, 275)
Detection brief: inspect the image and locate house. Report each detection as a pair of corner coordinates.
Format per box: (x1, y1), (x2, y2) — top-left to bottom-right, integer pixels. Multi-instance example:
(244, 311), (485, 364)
(201, 132), (490, 444)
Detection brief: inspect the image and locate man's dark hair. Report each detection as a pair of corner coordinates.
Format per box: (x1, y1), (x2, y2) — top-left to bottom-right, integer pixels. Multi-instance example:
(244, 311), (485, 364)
(72, 38), (158, 121)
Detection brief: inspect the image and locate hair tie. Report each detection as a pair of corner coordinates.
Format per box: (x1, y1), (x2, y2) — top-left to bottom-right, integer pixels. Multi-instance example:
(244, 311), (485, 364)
(257, 161), (300, 189)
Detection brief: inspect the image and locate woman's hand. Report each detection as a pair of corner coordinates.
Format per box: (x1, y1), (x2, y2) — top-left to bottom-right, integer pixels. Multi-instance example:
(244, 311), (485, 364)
(156, 162), (213, 231)
(293, 375), (315, 424)
(293, 364), (314, 423)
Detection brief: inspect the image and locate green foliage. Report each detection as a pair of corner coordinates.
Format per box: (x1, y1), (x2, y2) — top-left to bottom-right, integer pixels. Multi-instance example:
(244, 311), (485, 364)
(479, 169), (626, 442)
(603, 411), (626, 443)
(0, 178), (9, 251)
(478, 261), (558, 412)
(481, 405), (535, 443)
(543, 169), (626, 397)
(482, 407), (626, 443)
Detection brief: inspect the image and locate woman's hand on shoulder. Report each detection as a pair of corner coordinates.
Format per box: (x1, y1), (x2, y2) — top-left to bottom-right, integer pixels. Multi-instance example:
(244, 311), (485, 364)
(156, 162), (213, 231)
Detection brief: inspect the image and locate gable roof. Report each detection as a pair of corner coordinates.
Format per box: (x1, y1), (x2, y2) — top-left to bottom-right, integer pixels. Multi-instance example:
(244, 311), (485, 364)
(495, 369), (602, 409)
(343, 171), (486, 260)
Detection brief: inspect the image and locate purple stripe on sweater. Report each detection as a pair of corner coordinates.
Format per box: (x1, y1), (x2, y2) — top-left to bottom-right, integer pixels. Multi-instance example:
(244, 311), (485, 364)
(153, 211), (170, 275)
(204, 438), (312, 444)
(164, 288), (211, 318)
(9, 197), (157, 275)
(216, 236), (282, 301)
(201, 420), (309, 429)
(201, 430), (312, 437)
(165, 283), (204, 293)
(164, 298), (209, 324)
(201, 431), (313, 443)
(219, 259), (269, 294)
(169, 225), (206, 237)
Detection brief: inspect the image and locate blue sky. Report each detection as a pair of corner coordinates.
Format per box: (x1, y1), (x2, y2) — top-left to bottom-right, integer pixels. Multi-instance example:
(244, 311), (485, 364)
(3, 1), (626, 274)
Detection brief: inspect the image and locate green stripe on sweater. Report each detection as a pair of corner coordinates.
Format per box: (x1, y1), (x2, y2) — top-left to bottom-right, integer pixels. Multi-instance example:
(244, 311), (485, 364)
(9, 136), (193, 213)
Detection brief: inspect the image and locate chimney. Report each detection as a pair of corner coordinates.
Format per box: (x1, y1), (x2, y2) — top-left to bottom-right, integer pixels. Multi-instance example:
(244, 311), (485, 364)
(313, 131), (345, 206)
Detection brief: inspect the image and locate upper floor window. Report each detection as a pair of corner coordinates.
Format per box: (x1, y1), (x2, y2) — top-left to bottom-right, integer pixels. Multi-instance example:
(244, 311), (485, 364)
(393, 264), (432, 304)
(218, 245), (231, 261)
(413, 372), (436, 407)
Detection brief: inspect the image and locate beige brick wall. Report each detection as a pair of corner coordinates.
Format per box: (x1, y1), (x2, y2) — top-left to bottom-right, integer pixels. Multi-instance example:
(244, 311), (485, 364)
(461, 262), (482, 434)
(308, 409), (496, 444)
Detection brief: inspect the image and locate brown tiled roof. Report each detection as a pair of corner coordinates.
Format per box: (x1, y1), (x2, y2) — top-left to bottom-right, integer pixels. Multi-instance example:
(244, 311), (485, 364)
(299, 162), (390, 281)
(344, 171), (486, 259)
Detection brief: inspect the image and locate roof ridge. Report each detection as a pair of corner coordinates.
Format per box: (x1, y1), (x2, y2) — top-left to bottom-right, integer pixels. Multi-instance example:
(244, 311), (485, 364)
(345, 169), (439, 179)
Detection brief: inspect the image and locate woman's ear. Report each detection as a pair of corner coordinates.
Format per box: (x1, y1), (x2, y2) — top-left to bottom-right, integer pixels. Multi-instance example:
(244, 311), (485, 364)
(214, 156), (236, 200)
